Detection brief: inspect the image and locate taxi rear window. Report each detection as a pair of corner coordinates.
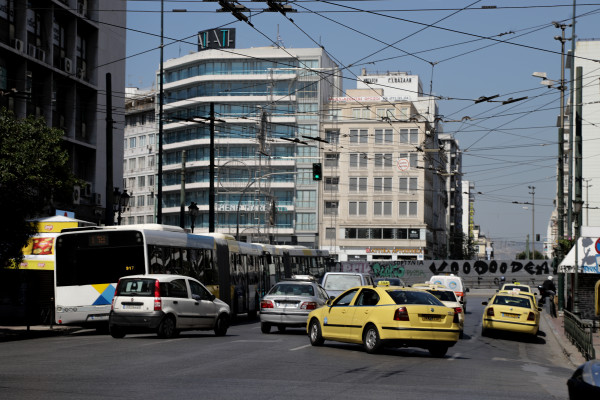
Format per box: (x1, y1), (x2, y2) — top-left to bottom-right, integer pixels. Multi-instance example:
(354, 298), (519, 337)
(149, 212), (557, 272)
(493, 295), (532, 308)
(503, 285), (530, 292)
(427, 290), (457, 302)
(387, 290), (445, 306)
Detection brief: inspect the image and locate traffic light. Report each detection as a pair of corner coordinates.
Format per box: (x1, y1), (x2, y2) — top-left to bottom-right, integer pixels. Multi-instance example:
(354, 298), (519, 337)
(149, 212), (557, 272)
(312, 163), (322, 181)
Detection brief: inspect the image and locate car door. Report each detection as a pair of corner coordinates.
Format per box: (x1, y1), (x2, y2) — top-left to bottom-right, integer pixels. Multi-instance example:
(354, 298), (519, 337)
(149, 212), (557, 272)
(188, 278), (218, 329)
(321, 288), (359, 341)
(350, 288), (381, 339)
(164, 278), (195, 329)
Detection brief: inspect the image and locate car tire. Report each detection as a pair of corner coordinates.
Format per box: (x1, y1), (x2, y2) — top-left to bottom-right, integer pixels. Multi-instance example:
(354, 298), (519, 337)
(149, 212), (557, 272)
(277, 325), (286, 333)
(481, 327), (488, 337)
(363, 324), (382, 354)
(109, 325), (126, 339)
(261, 322), (271, 334)
(428, 345), (448, 358)
(157, 315), (177, 339)
(309, 319), (324, 346)
(214, 313), (229, 336)
(459, 330), (464, 339)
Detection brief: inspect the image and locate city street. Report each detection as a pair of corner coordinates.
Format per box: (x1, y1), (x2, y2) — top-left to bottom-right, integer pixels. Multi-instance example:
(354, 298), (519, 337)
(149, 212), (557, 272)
(0, 294), (575, 400)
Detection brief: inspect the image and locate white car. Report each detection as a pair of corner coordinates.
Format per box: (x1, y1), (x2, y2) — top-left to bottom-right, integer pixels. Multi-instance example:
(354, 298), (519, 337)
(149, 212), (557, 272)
(109, 274), (231, 339)
(429, 274), (469, 312)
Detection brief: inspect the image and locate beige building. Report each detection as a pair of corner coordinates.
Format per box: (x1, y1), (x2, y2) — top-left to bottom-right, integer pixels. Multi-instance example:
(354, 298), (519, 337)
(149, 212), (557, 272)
(319, 72), (447, 261)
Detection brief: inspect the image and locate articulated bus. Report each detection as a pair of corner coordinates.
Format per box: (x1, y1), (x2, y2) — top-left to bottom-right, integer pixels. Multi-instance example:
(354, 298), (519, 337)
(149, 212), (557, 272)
(54, 224), (330, 327)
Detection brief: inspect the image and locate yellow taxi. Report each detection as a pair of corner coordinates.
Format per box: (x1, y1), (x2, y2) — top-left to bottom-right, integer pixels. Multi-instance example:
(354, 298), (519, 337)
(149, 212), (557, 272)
(481, 291), (541, 337)
(500, 282), (532, 294)
(306, 281), (461, 357)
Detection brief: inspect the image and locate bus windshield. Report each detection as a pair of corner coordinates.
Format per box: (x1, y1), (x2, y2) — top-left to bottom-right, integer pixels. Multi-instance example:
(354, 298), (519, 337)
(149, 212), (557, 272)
(56, 231), (146, 286)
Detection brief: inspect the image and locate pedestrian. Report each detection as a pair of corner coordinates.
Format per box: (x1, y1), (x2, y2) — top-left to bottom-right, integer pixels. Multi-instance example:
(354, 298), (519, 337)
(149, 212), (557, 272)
(541, 275), (556, 304)
(498, 276), (506, 290)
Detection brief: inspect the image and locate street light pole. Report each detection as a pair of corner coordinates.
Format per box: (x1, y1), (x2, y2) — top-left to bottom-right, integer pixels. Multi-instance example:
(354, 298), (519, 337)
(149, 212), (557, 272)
(157, 0), (164, 224)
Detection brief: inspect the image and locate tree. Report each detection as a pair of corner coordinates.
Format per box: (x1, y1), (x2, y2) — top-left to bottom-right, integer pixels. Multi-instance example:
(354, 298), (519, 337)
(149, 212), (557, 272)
(516, 250), (547, 260)
(0, 108), (76, 268)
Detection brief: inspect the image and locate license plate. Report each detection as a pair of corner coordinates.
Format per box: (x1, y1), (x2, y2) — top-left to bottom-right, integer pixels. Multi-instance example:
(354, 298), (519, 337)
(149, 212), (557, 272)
(122, 305), (141, 310)
(422, 315), (442, 321)
(502, 313), (519, 319)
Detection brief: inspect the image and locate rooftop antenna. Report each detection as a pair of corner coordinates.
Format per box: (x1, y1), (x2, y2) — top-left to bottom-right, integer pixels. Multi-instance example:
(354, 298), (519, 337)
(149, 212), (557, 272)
(276, 24), (284, 48)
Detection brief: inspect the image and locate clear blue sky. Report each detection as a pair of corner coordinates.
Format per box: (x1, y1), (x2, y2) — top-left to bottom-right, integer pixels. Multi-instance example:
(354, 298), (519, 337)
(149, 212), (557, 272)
(124, 1), (600, 256)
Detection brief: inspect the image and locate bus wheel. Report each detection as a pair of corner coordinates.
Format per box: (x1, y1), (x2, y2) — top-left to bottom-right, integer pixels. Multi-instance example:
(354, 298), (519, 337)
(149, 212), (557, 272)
(157, 315), (177, 339)
(109, 325), (126, 339)
(261, 322), (271, 334)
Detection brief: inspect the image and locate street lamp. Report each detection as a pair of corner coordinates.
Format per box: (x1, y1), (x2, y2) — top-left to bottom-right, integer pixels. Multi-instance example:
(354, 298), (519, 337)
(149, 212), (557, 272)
(573, 199), (584, 314)
(188, 202), (199, 233)
(113, 187), (130, 225)
(528, 185), (535, 259)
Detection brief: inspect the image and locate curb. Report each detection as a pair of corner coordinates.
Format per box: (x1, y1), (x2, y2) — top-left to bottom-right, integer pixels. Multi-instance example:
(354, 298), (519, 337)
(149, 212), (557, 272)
(540, 312), (585, 368)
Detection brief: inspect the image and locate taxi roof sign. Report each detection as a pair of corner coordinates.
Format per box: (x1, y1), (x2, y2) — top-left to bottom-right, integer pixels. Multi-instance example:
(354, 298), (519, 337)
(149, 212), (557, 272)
(377, 280), (390, 286)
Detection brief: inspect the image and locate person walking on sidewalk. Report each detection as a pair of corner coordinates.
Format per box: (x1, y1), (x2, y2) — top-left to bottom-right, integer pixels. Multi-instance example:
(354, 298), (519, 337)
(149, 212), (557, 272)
(541, 276), (557, 317)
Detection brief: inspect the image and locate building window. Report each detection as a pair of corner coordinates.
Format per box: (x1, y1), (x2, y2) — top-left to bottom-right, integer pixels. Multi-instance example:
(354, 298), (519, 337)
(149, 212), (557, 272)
(148, 175), (155, 187)
(399, 201), (418, 217)
(146, 215), (154, 223)
(325, 227), (336, 239)
(349, 153), (368, 168)
(324, 201), (338, 215)
(324, 177), (339, 191)
(324, 153), (339, 167)
(296, 213), (316, 231)
(349, 129), (368, 144)
(129, 137), (136, 148)
(374, 201), (392, 216)
(374, 129), (393, 144)
(349, 201), (367, 216)
(147, 194), (154, 206)
(410, 128), (419, 144)
(325, 129), (340, 144)
(352, 108), (370, 119)
(137, 195), (145, 207)
(399, 177), (417, 192)
(148, 155), (155, 167)
(297, 146), (318, 163)
(296, 190), (316, 208)
(374, 177), (392, 192)
(139, 135), (147, 147)
(327, 109), (340, 121)
(374, 153), (392, 168)
(376, 108), (395, 120)
(399, 152), (418, 168)
(137, 176), (145, 187)
(349, 177), (367, 192)
(297, 169), (313, 185)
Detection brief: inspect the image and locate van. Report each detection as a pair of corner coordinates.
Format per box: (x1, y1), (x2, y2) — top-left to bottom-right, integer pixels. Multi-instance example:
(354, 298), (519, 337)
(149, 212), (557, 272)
(321, 272), (374, 299)
(428, 274), (469, 312)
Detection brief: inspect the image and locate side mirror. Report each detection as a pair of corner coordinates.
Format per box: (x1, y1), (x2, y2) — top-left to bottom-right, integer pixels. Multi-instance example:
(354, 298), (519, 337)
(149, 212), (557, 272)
(465, 288), (470, 293)
(538, 307), (543, 312)
(482, 301), (488, 306)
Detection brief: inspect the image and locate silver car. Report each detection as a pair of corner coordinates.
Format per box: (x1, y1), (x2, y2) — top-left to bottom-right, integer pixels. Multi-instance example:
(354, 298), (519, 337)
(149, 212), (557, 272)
(260, 278), (329, 334)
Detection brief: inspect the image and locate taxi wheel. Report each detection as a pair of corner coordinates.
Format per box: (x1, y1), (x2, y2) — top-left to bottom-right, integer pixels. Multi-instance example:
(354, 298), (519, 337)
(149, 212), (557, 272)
(309, 319), (324, 346)
(428, 345), (448, 358)
(363, 324), (382, 354)
(157, 315), (177, 339)
(261, 322), (271, 334)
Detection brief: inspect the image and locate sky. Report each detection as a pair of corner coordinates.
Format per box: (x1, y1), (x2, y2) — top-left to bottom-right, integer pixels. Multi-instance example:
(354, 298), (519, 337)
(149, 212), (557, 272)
(123, 1), (600, 257)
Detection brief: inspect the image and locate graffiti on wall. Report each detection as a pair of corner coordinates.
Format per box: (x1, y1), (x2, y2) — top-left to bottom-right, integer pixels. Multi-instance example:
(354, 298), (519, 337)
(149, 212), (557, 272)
(339, 260), (551, 279)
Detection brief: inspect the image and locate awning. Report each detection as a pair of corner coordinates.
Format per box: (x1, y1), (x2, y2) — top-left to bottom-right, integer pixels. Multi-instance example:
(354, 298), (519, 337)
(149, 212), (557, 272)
(558, 236), (600, 273)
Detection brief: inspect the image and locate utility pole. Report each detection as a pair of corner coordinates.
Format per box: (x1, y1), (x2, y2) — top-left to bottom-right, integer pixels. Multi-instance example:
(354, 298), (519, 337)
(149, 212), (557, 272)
(529, 185), (535, 259)
(584, 179), (592, 226)
(157, 0), (164, 224)
(554, 22), (570, 260)
(105, 73), (114, 226)
(179, 150), (186, 229)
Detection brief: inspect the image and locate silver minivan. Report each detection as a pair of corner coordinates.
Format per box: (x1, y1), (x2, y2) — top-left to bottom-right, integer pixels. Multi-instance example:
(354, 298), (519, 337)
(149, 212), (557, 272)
(321, 272), (374, 299)
(109, 274), (230, 339)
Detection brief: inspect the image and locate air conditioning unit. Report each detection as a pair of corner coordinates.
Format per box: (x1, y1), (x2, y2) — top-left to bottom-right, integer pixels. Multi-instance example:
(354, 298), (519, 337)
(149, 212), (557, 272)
(93, 193), (102, 206)
(36, 48), (46, 63)
(83, 181), (92, 197)
(62, 58), (72, 73)
(27, 44), (36, 57)
(13, 39), (24, 52)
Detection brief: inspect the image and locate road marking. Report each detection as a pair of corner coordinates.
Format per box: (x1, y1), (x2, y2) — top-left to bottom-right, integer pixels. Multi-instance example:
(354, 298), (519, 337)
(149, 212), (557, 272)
(230, 339), (282, 343)
(290, 344), (311, 351)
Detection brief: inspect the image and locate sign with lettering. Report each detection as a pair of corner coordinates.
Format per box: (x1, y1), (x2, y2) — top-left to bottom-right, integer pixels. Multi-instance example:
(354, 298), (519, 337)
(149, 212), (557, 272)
(198, 28), (236, 51)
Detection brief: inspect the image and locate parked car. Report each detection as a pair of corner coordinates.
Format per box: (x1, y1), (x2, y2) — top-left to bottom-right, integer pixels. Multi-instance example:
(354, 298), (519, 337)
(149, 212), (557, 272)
(109, 274), (231, 339)
(321, 272), (374, 299)
(567, 360), (600, 399)
(260, 277), (329, 333)
(481, 292), (541, 337)
(429, 274), (469, 312)
(307, 284), (461, 357)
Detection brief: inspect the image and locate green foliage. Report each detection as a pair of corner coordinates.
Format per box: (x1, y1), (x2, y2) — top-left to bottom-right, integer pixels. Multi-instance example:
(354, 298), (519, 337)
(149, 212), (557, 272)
(515, 250), (547, 260)
(0, 108), (76, 267)
(555, 237), (576, 258)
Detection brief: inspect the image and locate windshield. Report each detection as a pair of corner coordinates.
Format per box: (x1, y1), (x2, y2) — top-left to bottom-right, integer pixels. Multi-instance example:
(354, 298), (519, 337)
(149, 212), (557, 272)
(323, 275), (363, 291)
(387, 290), (445, 306)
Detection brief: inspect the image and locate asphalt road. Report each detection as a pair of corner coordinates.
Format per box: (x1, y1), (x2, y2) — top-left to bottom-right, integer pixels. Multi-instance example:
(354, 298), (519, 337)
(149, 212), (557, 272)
(0, 294), (575, 400)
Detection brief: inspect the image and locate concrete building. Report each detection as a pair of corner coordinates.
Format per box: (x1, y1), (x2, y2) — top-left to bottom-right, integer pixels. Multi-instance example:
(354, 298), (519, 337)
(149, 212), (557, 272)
(123, 87), (156, 225)
(154, 44), (341, 246)
(439, 134), (463, 258)
(319, 71), (446, 261)
(0, 0), (126, 223)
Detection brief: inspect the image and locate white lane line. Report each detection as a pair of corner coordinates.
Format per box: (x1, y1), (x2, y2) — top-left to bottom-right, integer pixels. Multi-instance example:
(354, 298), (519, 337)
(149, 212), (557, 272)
(290, 344), (311, 351)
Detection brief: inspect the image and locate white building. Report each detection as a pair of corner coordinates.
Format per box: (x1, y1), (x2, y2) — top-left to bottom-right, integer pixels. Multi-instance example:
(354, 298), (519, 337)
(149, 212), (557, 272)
(154, 44), (342, 246)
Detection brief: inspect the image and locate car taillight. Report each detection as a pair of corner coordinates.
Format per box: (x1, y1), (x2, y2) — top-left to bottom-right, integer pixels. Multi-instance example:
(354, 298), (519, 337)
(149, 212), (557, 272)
(260, 300), (274, 309)
(111, 280), (120, 310)
(300, 302), (318, 310)
(527, 312), (535, 321)
(154, 279), (161, 311)
(394, 307), (410, 321)
(487, 307), (494, 317)
(453, 308), (461, 323)
(455, 292), (464, 298)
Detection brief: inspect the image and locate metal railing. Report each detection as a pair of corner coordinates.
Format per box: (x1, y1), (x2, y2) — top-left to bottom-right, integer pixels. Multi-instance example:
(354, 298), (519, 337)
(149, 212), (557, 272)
(564, 309), (596, 360)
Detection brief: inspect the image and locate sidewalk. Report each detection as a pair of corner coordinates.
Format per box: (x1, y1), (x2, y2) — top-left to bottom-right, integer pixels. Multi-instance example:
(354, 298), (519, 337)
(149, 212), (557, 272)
(541, 309), (600, 368)
(0, 324), (81, 342)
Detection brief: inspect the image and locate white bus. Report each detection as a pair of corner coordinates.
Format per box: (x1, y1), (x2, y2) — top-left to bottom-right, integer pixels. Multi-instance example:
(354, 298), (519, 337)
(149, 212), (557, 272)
(54, 224), (265, 327)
